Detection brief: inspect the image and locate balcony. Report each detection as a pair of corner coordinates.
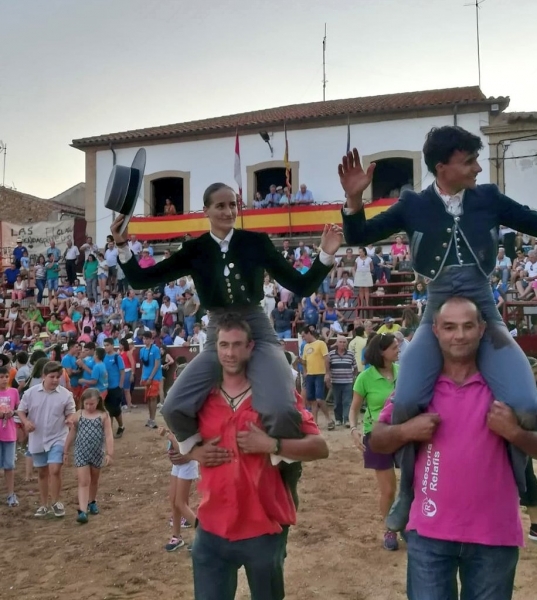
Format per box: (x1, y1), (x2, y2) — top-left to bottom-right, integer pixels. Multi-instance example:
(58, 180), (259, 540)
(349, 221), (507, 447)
(127, 198), (397, 241)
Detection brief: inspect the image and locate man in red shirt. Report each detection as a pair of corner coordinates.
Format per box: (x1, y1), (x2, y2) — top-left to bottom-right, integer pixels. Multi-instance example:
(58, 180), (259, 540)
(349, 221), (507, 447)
(187, 313), (328, 600)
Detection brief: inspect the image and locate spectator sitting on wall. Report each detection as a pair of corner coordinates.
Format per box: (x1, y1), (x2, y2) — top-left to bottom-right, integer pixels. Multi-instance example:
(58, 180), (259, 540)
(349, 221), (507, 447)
(295, 184), (314, 204)
(264, 184), (281, 207)
(496, 247), (512, 287)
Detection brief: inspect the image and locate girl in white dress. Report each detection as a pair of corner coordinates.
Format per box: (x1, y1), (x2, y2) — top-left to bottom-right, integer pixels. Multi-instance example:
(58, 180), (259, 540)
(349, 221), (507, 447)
(262, 274), (277, 317)
(354, 247), (374, 307)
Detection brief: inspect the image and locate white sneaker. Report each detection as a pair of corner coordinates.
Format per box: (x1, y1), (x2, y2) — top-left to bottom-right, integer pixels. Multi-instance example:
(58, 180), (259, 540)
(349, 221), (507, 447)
(343, 302), (349, 308)
(34, 505), (49, 517)
(51, 501), (65, 517)
(7, 493), (19, 507)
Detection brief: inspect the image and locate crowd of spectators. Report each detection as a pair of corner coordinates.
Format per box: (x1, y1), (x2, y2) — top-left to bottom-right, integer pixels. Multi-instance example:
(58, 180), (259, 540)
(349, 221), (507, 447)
(3, 225), (535, 359)
(252, 183), (315, 208)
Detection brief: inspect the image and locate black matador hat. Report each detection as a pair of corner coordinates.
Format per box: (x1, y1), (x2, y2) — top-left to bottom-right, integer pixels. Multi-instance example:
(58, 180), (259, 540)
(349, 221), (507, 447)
(104, 148), (146, 235)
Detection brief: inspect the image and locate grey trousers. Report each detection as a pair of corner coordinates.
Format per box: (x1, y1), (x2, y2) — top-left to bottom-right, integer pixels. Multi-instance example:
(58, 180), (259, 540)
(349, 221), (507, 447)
(161, 306), (302, 441)
(393, 266), (537, 494)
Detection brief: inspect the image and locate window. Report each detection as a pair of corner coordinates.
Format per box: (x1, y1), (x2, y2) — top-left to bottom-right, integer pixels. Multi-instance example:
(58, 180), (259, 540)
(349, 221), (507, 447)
(151, 177), (184, 216)
(255, 168), (288, 198)
(371, 158), (414, 200)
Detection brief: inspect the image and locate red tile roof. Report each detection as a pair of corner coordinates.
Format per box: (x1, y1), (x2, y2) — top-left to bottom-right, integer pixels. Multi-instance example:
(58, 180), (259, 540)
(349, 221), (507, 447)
(72, 86), (508, 148)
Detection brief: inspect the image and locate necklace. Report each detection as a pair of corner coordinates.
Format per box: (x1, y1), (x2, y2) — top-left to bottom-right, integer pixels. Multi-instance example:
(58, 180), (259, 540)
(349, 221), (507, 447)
(220, 386), (252, 411)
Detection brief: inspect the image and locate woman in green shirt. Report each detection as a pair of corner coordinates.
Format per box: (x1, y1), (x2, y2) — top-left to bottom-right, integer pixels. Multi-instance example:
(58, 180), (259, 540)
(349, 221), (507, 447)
(83, 254), (99, 301)
(22, 302), (44, 338)
(46, 313), (61, 335)
(349, 333), (400, 551)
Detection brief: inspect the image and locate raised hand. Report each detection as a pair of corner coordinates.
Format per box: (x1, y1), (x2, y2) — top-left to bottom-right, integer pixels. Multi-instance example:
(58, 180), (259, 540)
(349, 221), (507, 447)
(338, 148), (376, 212)
(320, 224), (344, 256)
(110, 214), (128, 245)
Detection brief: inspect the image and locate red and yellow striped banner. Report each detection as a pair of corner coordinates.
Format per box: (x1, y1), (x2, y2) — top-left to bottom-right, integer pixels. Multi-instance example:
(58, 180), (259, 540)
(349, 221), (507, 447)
(128, 199), (396, 240)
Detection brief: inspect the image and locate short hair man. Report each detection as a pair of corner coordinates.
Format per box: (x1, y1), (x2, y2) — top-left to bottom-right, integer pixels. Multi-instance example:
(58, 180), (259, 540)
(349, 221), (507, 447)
(301, 326), (334, 429)
(17, 361), (76, 518)
(370, 297), (537, 599)
(188, 314), (328, 600)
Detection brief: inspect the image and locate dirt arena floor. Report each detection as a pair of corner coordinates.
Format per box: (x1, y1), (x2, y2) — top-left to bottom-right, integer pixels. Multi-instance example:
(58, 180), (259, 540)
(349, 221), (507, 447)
(2, 409), (536, 600)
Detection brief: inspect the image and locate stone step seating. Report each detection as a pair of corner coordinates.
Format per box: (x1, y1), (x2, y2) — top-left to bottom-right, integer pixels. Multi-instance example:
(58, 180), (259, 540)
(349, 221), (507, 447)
(295, 271), (417, 332)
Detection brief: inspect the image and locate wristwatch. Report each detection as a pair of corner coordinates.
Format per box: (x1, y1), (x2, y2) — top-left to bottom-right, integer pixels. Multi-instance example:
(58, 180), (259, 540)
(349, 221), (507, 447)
(273, 438), (282, 455)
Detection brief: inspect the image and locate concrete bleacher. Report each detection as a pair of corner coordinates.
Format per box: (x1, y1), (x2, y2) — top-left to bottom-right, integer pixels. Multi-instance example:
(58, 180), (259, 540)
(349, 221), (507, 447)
(293, 269), (416, 334)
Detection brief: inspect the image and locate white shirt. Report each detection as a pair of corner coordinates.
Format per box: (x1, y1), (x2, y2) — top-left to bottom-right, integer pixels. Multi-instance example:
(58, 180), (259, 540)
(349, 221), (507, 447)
(105, 247), (119, 267)
(173, 335), (187, 347)
(18, 384), (76, 454)
(525, 260), (537, 278)
(434, 181), (464, 217)
(65, 245), (80, 260)
(191, 330), (207, 346)
(129, 240), (143, 255)
(160, 301), (178, 322)
(355, 256), (372, 272)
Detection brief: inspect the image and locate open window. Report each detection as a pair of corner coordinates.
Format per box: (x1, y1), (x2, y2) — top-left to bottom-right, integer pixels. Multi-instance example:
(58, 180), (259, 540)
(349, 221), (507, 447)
(151, 177), (184, 216)
(254, 167), (288, 198)
(371, 157), (414, 200)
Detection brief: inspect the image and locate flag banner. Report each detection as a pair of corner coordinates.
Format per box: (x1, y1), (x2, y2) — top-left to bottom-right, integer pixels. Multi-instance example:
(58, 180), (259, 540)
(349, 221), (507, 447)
(234, 131), (243, 202)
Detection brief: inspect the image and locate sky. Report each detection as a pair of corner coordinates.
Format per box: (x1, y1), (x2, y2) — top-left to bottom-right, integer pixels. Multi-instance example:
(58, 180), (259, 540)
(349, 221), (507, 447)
(1, 0), (536, 198)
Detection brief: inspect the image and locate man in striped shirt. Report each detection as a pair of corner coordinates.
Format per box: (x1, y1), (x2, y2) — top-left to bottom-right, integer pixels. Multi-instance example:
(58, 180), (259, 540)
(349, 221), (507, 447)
(328, 336), (357, 427)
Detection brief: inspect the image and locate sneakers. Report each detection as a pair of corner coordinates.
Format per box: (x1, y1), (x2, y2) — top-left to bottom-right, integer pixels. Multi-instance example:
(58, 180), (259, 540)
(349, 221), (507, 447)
(88, 501), (100, 515)
(529, 525), (537, 542)
(145, 419), (158, 429)
(327, 420), (335, 431)
(383, 530), (399, 551)
(7, 493), (19, 507)
(34, 505), (49, 518)
(344, 421), (351, 428)
(77, 511), (89, 524)
(51, 501), (65, 518)
(116, 427), (125, 438)
(181, 517), (192, 528)
(165, 536), (185, 552)
(334, 420), (342, 427)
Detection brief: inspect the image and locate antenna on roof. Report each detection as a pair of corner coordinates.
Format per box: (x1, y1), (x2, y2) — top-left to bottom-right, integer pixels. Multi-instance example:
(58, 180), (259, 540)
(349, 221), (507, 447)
(466, 0), (485, 88)
(322, 23), (327, 101)
(0, 141), (6, 188)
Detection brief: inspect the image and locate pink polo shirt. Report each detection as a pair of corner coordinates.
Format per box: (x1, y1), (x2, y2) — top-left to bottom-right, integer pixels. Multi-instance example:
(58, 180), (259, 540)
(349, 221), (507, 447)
(379, 373), (523, 547)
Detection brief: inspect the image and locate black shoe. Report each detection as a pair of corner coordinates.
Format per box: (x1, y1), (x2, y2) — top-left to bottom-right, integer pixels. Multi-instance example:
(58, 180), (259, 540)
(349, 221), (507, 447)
(386, 494), (412, 532)
(529, 524), (537, 542)
(116, 427), (125, 438)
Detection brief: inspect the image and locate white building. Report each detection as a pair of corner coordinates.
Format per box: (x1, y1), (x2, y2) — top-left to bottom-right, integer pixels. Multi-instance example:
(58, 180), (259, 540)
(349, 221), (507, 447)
(484, 112), (537, 210)
(73, 86), (510, 246)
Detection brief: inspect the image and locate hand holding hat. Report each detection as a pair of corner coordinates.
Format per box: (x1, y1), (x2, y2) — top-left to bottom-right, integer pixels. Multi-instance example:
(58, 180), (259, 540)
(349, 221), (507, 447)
(106, 148), (146, 239)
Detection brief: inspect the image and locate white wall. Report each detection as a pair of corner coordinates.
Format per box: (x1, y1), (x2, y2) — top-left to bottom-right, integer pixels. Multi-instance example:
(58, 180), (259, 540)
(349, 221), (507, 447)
(503, 138), (537, 209)
(94, 111), (490, 246)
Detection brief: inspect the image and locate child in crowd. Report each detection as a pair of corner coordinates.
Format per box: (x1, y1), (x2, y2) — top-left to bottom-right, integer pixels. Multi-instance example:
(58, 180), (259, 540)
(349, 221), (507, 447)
(17, 361), (76, 517)
(79, 348), (108, 398)
(334, 270), (354, 308)
(159, 426), (197, 551)
(0, 366), (20, 506)
(64, 388), (114, 524)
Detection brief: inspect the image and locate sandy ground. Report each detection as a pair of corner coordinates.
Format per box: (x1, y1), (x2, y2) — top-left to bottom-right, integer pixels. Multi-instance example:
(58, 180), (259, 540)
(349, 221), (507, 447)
(2, 409), (536, 600)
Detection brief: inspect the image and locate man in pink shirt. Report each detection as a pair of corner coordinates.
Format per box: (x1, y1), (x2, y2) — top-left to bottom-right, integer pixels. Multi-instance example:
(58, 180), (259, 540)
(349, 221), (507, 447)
(370, 296), (537, 600)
